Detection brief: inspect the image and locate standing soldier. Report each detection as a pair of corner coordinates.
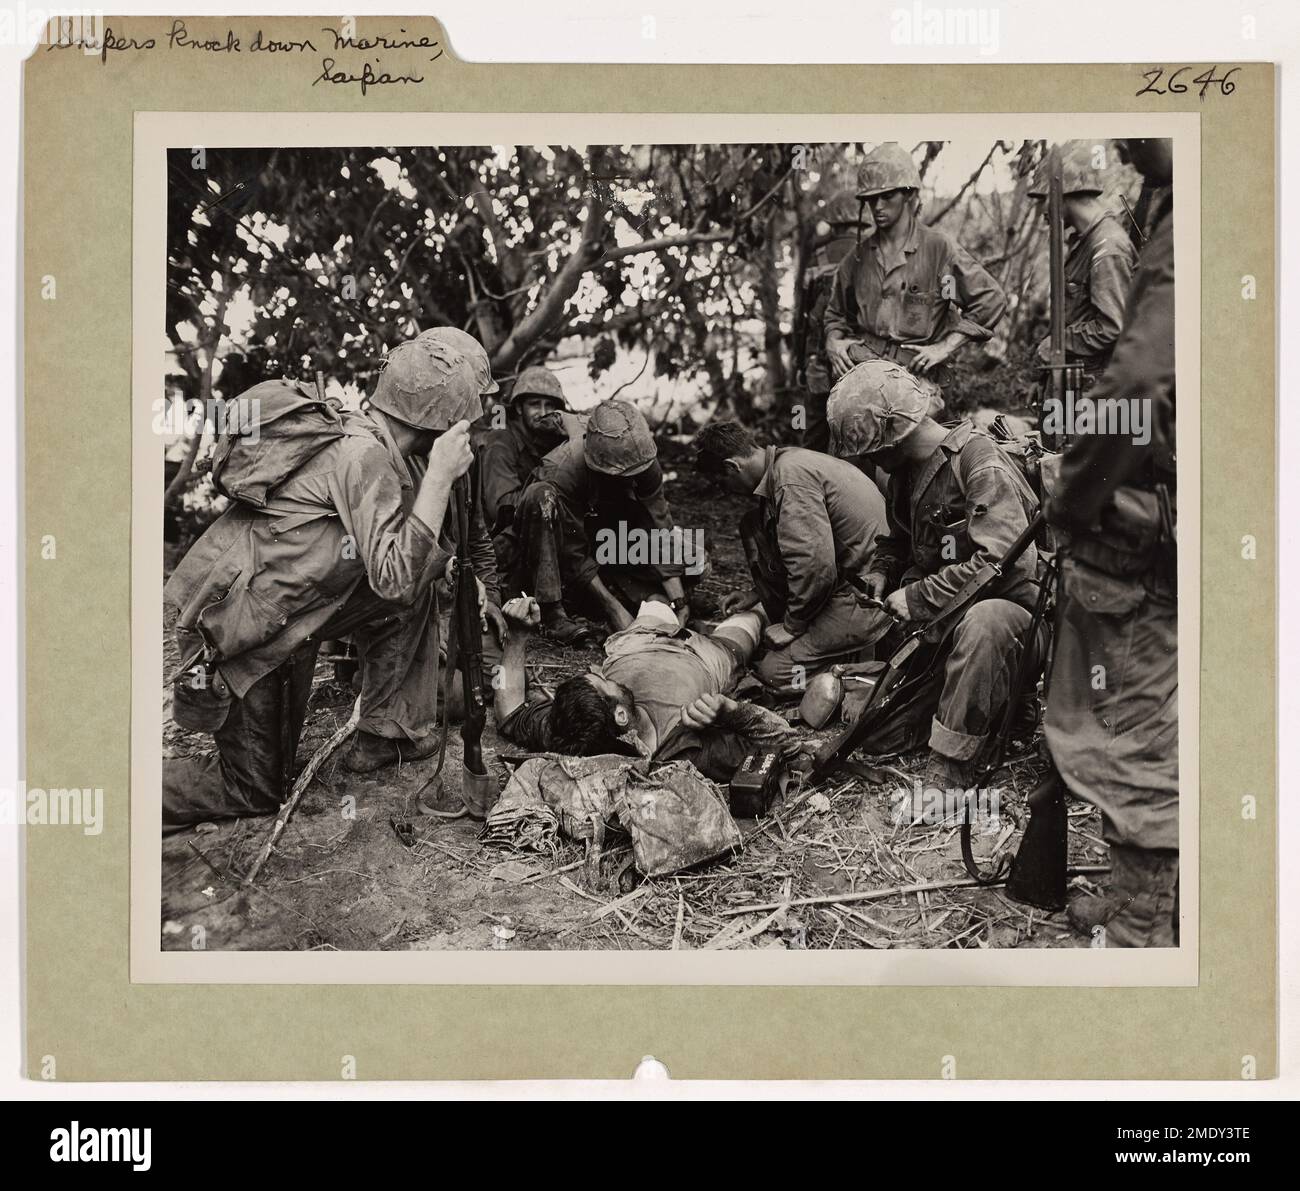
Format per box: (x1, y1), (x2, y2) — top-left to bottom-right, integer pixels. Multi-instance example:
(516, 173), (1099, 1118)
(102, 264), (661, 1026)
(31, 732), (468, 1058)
(504, 399), (700, 634)
(1042, 138), (1178, 947)
(1028, 140), (1137, 382)
(163, 329), (502, 828)
(797, 189), (868, 452)
(824, 142), (1007, 396)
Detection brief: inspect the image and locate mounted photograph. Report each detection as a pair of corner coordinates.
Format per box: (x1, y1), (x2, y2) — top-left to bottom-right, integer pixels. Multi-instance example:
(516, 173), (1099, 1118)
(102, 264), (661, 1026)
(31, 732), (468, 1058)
(133, 114), (1196, 977)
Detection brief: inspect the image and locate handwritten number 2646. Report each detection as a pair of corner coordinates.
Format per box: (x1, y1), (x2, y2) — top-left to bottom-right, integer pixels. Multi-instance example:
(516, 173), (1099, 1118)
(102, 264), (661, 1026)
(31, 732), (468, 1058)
(1137, 66), (1240, 98)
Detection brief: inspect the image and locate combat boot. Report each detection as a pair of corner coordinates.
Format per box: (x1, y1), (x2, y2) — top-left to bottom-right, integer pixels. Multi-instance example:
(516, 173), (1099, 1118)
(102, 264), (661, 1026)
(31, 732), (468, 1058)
(541, 604), (597, 648)
(1068, 843), (1179, 947)
(343, 729), (441, 773)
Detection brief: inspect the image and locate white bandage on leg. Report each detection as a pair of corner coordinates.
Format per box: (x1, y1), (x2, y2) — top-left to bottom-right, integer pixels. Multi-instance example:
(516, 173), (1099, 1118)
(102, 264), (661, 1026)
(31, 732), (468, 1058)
(711, 609), (765, 658)
(635, 599), (678, 628)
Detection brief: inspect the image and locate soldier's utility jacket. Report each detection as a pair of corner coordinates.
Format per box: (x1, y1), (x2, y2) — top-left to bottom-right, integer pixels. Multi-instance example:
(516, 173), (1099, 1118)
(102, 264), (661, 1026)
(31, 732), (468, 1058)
(528, 437), (684, 582)
(166, 406), (498, 699)
(480, 418), (547, 536)
(754, 446), (887, 636)
(867, 422), (1041, 620)
(824, 220), (1007, 354)
(1049, 194), (1175, 586)
(1061, 211), (1138, 370)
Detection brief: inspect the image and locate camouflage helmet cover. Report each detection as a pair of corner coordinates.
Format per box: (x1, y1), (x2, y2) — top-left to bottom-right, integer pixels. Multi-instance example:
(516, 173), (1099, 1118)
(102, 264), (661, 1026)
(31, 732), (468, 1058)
(855, 142), (923, 198)
(583, 399), (657, 476)
(1028, 140), (1107, 198)
(413, 326), (499, 396)
(509, 365), (568, 408)
(370, 336), (484, 431)
(827, 359), (940, 457)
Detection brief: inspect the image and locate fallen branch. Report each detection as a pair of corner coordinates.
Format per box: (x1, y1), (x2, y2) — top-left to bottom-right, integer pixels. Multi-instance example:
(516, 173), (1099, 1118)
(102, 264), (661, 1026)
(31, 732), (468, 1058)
(718, 866), (1109, 918)
(243, 697), (361, 886)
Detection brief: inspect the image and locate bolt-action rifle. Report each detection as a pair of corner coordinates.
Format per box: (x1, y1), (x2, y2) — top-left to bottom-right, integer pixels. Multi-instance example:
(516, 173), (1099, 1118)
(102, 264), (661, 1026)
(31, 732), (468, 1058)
(417, 469), (498, 820)
(812, 510), (1047, 783)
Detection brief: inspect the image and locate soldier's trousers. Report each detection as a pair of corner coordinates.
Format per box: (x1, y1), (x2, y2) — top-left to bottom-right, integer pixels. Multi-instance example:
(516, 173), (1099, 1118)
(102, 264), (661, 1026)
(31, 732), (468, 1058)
(162, 581), (462, 829)
(1044, 561), (1178, 852)
(927, 598), (1047, 763)
(739, 510), (892, 689)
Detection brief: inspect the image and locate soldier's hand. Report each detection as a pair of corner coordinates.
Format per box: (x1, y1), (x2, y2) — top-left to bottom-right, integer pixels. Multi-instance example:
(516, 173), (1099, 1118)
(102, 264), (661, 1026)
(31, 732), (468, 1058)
(855, 572), (889, 605)
(502, 594), (542, 629)
(883, 589), (912, 621)
(1034, 336), (1052, 365)
(484, 601), (508, 646)
(428, 420), (474, 479)
(680, 692), (736, 730)
(827, 337), (856, 380)
(908, 343), (951, 375)
(721, 588), (760, 615)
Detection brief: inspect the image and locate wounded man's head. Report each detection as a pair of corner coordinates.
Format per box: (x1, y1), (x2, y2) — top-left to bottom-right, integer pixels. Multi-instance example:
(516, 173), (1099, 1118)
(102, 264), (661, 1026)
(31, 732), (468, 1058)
(551, 672), (638, 755)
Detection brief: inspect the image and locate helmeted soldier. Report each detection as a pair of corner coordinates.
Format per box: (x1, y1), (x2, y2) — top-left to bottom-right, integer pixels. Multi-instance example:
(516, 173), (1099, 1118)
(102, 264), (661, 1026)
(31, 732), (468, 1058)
(479, 365), (590, 644)
(1043, 137), (1178, 947)
(823, 142), (1008, 394)
(502, 399), (702, 633)
(163, 331), (502, 828)
(829, 359), (1047, 792)
(1027, 140), (1137, 379)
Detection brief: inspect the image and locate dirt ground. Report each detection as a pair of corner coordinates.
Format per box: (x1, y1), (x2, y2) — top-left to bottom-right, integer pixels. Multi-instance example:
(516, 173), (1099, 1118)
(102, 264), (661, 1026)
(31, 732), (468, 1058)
(161, 440), (1104, 952)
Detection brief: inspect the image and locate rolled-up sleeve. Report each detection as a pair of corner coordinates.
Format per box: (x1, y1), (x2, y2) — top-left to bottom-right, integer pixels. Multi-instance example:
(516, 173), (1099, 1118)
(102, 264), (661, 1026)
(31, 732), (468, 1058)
(944, 242), (1007, 342)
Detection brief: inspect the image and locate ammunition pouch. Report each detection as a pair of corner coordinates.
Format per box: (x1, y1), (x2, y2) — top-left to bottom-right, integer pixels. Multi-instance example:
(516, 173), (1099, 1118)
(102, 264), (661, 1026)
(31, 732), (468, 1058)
(1066, 486), (1175, 589)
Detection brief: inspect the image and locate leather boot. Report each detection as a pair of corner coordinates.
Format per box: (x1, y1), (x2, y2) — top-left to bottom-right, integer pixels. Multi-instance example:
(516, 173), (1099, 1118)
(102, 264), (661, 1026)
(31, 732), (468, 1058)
(1068, 844), (1179, 946)
(343, 729), (441, 773)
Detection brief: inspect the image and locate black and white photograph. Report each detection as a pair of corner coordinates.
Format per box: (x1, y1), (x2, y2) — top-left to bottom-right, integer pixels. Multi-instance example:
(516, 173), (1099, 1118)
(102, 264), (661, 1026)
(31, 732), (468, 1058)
(150, 126), (1187, 960)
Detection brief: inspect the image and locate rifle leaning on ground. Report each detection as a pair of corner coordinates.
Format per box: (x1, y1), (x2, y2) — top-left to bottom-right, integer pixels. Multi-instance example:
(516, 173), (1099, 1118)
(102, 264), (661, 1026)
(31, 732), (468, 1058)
(811, 510), (1047, 784)
(417, 469), (498, 820)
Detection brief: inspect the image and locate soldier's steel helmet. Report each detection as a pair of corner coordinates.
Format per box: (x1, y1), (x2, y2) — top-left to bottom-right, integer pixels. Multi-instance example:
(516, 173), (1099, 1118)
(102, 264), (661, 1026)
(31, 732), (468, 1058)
(1027, 141), (1107, 198)
(821, 188), (867, 229)
(509, 365), (568, 409)
(583, 399), (657, 477)
(827, 359), (939, 457)
(413, 326), (499, 396)
(370, 336), (485, 431)
(855, 142), (923, 198)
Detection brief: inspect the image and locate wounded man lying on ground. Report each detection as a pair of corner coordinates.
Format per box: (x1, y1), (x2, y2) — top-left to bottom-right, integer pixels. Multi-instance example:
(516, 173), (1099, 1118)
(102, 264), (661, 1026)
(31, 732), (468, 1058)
(493, 595), (799, 781)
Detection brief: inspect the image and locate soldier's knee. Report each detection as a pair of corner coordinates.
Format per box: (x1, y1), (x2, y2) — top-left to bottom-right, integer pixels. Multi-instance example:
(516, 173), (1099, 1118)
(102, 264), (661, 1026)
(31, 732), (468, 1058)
(755, 647), (795, 689)
(958, 599), (1024, 648)
(516, 480), (559, 520)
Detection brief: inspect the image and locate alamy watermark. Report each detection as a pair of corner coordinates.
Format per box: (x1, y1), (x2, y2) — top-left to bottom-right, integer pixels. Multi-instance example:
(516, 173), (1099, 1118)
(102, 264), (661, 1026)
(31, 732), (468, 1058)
(594, 522), (706, 577)
(1040, 391), (1152, 446)
(2, 784), (104, 835)
(890, 779), (1003, 830)
(890, 5), (1000, 56)
(152, 395), (262, 442)
(1, 6), (103, 51)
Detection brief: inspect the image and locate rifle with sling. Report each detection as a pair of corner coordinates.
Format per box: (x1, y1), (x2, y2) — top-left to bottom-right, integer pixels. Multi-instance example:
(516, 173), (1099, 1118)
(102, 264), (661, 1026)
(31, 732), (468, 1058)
(417, 468), (498, 820)
(812, 510), (1047, 783)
